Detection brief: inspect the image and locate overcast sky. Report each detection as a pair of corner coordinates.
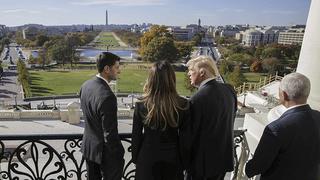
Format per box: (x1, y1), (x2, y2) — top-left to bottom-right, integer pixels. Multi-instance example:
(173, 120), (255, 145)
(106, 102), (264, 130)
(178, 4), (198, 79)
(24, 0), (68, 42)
(0, 0), (311, 27)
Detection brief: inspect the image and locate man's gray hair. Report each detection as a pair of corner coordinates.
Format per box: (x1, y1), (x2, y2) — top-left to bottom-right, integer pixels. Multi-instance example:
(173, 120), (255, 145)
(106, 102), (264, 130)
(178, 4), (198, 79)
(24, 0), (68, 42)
(279, 72), (311, 100)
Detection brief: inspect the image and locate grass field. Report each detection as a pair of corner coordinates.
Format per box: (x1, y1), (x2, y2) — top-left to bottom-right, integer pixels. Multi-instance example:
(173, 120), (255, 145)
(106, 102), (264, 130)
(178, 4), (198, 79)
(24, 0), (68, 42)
(28, 64), (267, 97)
(29, 67), (192, 97)
(94, 32), (120, 47)
(30, 70), (96, 97)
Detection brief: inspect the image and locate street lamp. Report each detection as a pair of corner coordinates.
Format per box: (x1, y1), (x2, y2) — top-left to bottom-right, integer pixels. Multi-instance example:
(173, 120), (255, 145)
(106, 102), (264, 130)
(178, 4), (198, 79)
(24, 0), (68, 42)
(14, 95), (19, 110)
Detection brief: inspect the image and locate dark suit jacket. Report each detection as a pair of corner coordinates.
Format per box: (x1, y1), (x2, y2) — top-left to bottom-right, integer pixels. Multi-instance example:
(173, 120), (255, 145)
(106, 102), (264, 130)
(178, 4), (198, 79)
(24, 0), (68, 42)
(80, 76), (124, 164)
(245, 105), (320, 180)
(132, 97), (191, 180)
(189, 79), (237, 177)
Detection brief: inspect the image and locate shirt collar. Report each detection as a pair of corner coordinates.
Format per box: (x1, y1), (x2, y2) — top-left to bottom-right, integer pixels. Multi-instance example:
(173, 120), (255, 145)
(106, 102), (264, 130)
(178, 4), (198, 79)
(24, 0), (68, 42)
(199, 77), (215, 89)
(284, 103), (307, 113)
(96, 74), (110, 86)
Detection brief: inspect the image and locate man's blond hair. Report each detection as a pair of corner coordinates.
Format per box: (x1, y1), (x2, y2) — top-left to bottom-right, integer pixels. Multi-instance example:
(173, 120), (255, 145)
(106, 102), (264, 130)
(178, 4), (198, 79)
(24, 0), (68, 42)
(186, 56), (219, 78)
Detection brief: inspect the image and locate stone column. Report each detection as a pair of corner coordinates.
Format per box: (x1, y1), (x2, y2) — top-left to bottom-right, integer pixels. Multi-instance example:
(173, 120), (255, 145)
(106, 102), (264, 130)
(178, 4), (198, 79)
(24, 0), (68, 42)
(67, 102), (81, 124)
(296, 0), (320, 111)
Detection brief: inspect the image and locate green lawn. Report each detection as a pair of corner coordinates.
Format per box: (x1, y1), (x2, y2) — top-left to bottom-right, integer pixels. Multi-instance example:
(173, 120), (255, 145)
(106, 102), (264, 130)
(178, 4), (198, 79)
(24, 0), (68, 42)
(30, 70), (96, 97)
(95, 32), (120, 47)
(29, 67), (192, 97)
(243, 72), (269, 83)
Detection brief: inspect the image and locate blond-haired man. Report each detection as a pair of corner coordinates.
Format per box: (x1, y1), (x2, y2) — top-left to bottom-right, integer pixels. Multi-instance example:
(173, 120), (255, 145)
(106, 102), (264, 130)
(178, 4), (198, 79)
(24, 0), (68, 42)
(186, 56), (237, 180)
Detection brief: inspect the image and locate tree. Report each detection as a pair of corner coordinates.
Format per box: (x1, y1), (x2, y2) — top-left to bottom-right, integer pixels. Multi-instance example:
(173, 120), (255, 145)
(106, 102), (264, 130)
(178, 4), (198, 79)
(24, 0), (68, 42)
(1, 37), (10, 46)
(227, 66), (246, 87)
(143, 36), (178, 62)
(175, 41), (193, 61)
(261, 47), (282, 59)
(191, 33), (202, 46)
(17, 60), (31, 97)
(28, 55), (37, 64)
(35, 34), (49, 47)
(250, 60), (263, 72)
(217, 36), (226, 45)
(262, 57), (280, 74)
(230, 44), (244, 54)
(254, 45), (264, 58)
(219, 60), (233, 76)
(139, 25), (172, 57)
(47, 39), (68, 66)
(227, 53), (252, 65)
(38, 48), (51, 69)
(65, 33), (81, 67)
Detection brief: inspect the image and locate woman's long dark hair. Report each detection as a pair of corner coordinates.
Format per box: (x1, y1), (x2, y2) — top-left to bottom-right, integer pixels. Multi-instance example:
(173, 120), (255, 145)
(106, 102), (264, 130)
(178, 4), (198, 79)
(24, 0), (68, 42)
(141, 61), (186, 130)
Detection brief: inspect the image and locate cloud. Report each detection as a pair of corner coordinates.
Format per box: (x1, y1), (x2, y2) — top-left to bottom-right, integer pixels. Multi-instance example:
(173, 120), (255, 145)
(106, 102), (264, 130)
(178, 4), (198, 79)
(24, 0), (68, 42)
(262, 10), (296, 15)
(70, 0), (166, 6)
(2, 9), (40, 14)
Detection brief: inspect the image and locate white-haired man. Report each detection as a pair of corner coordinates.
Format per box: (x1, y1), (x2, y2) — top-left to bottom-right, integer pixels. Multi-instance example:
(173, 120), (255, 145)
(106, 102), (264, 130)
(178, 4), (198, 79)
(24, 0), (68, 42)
(245, 72), (320, 180)
(186, 56), (237, 180)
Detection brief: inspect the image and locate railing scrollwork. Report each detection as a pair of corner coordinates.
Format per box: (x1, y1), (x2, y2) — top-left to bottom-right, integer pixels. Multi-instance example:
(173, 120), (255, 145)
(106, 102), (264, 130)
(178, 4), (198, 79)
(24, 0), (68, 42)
(0, 130), (249, 180)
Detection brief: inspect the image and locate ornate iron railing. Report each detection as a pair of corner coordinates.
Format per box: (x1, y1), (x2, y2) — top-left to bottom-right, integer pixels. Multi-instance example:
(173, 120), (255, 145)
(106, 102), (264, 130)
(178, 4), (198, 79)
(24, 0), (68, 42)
(0, 130), (248, 180)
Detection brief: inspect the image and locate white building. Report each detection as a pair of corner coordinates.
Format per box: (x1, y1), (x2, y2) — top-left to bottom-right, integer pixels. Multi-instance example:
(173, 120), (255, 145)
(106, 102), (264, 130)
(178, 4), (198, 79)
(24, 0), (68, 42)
(242, 27), (279, 46)
(242, 29), (263, 46)
(278, 29), (304, 45)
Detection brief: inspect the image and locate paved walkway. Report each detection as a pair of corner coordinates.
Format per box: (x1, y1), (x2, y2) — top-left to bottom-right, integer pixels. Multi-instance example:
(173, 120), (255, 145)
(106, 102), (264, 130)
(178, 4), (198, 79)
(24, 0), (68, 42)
(112, 32), (128, 47)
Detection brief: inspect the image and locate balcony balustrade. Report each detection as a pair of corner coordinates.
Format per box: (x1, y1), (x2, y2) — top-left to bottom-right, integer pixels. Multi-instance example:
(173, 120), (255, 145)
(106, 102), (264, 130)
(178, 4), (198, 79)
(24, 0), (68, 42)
(0, 130), (248, 180)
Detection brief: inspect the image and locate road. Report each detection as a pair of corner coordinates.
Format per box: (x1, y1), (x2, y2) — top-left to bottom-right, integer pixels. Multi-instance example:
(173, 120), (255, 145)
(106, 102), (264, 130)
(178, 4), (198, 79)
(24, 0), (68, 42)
(0, 69), (24, 108)
(0, 43), (27, 109)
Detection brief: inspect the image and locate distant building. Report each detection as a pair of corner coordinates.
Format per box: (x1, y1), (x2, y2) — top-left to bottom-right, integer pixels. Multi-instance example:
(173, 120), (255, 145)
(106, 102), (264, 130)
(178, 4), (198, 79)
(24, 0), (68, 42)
(242, 29), (263, 46)
(168, 27), (194, 41)
(0, 25), (7, 37)
(220, 29), (240, 37)
(241, 27), (280, 46)
(235, 31), (244, 41)
(278, 29), (304, 45)
(260, 28), (279, 45)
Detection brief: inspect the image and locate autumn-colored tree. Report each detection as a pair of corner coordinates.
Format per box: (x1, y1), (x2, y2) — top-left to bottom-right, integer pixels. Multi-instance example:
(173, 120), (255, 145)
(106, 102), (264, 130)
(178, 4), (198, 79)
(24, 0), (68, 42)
(139, 25), (172, 57)
(143, 36), (178, 62)
(250, 60), (263, 72)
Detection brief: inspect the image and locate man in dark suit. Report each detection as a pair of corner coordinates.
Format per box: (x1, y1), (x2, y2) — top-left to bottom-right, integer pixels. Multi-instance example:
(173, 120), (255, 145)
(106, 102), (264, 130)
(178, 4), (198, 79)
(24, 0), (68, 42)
(80, 52), (124, 180)
(186, 56), (237, 180)
(245, 72), (320, 180)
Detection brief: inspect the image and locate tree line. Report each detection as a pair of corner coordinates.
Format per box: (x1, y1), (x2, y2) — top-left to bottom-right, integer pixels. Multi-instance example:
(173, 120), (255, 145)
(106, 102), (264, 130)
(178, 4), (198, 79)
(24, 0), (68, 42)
(15, 31), (98, 68)
(215, 37), (301, 87)
(17, 60), (31, 97)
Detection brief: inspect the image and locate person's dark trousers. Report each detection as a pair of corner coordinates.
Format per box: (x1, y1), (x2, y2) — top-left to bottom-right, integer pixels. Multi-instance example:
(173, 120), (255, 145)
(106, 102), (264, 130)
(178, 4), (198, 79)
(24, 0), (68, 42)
(186, 173), (226, 180)
(85, 157), (124, 180)
(151, 162), (184, 180)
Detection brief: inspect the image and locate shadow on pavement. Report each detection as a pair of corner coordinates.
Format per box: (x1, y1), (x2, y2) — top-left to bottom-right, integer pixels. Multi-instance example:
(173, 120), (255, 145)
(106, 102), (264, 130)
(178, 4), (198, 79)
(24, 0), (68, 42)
(0, 89), (17, 96)
(2, 71), (17, 77)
